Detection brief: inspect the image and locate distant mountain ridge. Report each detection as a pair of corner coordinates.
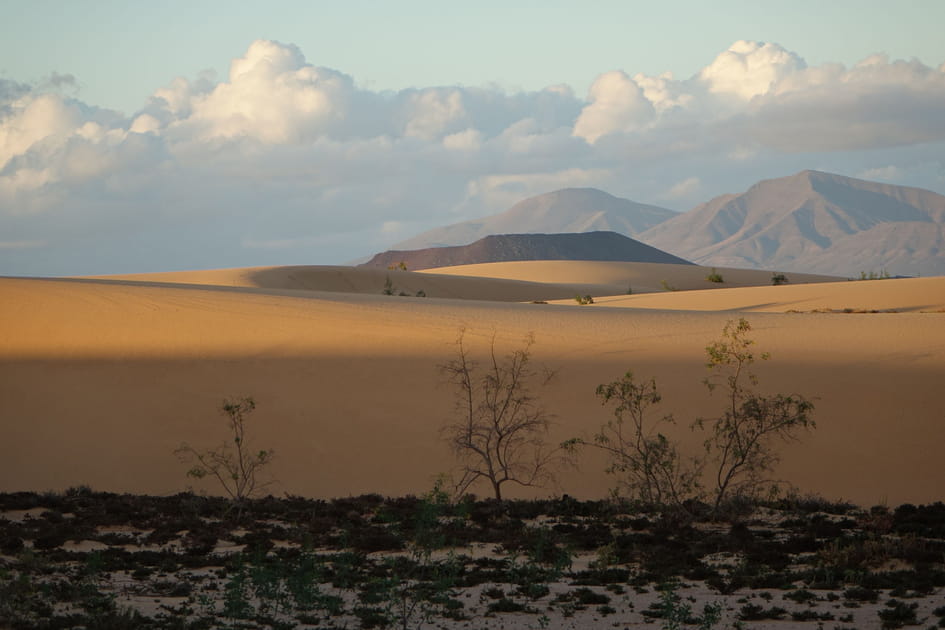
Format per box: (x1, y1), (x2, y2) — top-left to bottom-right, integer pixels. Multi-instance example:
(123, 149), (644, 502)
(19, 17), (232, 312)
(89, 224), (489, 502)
(361, 231), (692, 271)
(394, 188), (677, 250)
(640, 170), (945, 276)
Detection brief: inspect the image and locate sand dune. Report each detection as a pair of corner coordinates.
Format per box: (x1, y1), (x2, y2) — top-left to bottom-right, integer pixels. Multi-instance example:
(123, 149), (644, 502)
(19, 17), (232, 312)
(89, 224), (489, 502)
(90, 265), (595, 302)
(98, 260), (841, 300)
(1, 266), (943, 507)
(560, 276), (945, 313)
(423, 260), (840, 294)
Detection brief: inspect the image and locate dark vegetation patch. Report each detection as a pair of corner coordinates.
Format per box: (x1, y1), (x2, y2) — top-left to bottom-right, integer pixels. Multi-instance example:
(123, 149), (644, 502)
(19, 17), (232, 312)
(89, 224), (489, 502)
(1, 490), (943, 628)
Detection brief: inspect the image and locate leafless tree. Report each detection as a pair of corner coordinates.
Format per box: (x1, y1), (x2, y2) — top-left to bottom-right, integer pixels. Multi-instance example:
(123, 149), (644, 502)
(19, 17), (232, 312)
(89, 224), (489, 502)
(440, 330), (567, 501)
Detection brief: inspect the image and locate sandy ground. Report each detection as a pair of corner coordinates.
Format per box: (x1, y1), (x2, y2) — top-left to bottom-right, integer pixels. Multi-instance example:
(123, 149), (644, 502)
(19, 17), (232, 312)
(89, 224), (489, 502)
(1, 262), (943, 506)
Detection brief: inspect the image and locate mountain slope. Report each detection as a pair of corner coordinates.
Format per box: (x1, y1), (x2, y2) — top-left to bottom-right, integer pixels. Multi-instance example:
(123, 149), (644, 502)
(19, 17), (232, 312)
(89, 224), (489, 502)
(361, 231), (692, 270)
(639, 170), (945, 276)
(395, 188), (677, 250)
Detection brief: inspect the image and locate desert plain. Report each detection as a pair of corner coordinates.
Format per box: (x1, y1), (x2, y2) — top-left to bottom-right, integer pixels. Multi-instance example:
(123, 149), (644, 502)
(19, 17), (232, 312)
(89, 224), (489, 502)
(2, 261), (943, 507)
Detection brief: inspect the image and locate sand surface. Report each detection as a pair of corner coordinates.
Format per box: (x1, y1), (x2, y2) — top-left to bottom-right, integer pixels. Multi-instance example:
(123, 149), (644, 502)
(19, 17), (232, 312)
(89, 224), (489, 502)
(2, 262), (943, 506)
(423, 260), (841, 294)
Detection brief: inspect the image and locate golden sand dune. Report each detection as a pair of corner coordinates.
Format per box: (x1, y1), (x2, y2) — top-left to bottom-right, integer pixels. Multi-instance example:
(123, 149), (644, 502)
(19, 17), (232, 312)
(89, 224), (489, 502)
(560, 276), (945, 313)
(423, 260), (840, 294)
(1, 267), (943, 506)
(92, 265), (594, 302)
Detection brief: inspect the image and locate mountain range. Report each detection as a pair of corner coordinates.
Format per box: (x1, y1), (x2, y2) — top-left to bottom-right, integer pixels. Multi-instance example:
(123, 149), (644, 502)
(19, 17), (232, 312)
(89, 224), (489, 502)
(362, 231), (691, 271)
(387, 171), (945, 277)
(641, 170), (945, 276)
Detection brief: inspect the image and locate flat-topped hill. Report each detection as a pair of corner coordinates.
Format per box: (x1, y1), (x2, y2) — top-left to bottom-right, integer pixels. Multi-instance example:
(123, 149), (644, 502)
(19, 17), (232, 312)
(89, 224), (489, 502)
(361, 231), (692, 270)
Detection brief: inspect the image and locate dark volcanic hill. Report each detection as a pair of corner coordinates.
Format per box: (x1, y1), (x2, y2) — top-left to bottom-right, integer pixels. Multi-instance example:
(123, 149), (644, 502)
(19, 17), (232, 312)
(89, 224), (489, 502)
(362, 231), (692, 271)
(639, 170), (945, 276)
(393, 188), (677, 250)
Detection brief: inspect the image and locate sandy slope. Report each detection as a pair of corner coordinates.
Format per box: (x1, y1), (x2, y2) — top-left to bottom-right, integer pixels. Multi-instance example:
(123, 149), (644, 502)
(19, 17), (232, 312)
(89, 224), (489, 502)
(1, 267), (943, 506)
(560, 276), (945, 313)
(90, 265), (596, 302)
(423, 260), (840, 294)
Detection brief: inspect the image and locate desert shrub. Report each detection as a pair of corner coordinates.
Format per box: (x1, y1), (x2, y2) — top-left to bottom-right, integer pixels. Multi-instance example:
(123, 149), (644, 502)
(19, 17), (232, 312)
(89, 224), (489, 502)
(844, 585), (879, 602)
(440, 330), (571, 500)
(783, 588), (817, 603)
(858, 269), (891, 280)
(175, 397), (274, 513)
(771, 273), (789, 285)
(893, 502), (945, 537)
(878, 598), (919, 628)
(573, 586), (610, 605)
(738, 603), (787, 620)
(791, 609), (834, 621)
(568, 371), (700, 508)
(697, 318), (815, 511)
(354, 605), (389, 628)
(706, 268), (724, 283)
(487, 597), (527, 613)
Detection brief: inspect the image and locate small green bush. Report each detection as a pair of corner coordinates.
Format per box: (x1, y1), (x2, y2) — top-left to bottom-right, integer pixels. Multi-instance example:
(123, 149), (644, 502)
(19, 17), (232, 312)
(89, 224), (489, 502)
(706, 268), (724, 283)
(487, 597), (527, 613)
(878, 599), (919, 629)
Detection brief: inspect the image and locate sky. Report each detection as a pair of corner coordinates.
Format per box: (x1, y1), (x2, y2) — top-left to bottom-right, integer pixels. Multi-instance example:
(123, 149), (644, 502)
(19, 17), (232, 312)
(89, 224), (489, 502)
(2, 0), (945, 275)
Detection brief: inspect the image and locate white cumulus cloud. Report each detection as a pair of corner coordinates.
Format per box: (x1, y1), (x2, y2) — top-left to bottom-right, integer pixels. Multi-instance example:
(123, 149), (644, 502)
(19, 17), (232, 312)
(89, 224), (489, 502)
(573, 71), (655, 143)
(699, 40), (806, 100)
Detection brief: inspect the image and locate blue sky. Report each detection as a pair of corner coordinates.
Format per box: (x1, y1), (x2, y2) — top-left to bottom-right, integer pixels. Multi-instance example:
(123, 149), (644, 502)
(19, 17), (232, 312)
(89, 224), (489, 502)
(6, 0), (945, 115)
(2, 1), (945, 275)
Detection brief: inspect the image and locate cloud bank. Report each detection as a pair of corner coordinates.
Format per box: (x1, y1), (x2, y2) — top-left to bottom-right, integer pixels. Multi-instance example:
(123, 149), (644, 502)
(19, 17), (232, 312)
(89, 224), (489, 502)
(1, 40), (943, 274)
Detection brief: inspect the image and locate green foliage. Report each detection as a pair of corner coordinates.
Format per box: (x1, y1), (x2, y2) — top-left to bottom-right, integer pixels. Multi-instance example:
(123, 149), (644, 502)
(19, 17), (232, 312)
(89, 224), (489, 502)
(647, 582), (722, 630)
(771, 272), (789, 285)
(574, 294), (594, 305)
(698, 318), (815, 512)
(579, 318), (816, 517)
(175, 397), (274, 509)
(575, 371), (700, 507)
(706, 268), (724, 283)
(354, 487), (463, 630)
(660, 279), (679, 291)
(859, 269), (891, 280)
(222, 555), (253, 621)
(878, 598), (920, 629)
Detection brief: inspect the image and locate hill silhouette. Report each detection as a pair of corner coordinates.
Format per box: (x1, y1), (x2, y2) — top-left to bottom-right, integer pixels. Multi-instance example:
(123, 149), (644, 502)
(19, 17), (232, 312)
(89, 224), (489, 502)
(362, 231), (692, 270)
